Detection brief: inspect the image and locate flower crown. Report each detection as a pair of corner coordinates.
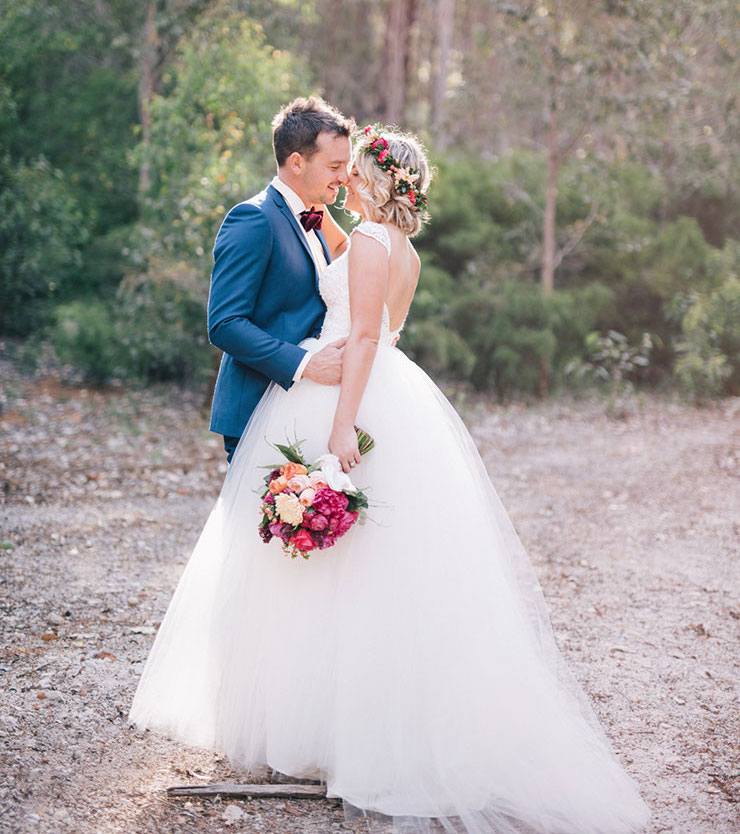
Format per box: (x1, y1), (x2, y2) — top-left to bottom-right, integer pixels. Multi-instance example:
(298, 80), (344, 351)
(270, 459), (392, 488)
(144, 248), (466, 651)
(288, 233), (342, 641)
(358, 124), (429, 213)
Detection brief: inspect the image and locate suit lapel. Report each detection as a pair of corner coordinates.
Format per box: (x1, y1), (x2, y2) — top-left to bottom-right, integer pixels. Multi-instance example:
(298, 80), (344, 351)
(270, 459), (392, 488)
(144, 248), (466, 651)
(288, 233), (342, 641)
(316, 229), (332, 265)
(268, 184), (324, 292)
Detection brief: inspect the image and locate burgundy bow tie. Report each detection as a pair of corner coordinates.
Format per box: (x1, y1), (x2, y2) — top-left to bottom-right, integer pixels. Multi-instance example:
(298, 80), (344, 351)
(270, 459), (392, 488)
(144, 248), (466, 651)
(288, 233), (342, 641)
(299, 206), (324, 233)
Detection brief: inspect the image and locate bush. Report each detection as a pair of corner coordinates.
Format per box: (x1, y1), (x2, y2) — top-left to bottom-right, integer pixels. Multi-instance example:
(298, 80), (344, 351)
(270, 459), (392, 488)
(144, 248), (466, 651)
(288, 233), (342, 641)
(418, 151), (541, 282)
(450, 281), (556, 396)
(52, 300), (121, 385)
(0, 155), (89, 336)
(674, 274), (740, 400)
(418, 152), (732, 389)
(51, 259), (214, 386)
(402, 319), (475, 380)
(113, 259), (213, 384)
(564, 330), (653, 406)
(549, 283), (616, 373)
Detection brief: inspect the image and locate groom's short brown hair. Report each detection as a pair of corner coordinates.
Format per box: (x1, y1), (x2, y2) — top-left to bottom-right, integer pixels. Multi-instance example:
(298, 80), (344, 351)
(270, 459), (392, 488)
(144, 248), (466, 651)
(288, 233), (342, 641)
(272, 96), (354, 167)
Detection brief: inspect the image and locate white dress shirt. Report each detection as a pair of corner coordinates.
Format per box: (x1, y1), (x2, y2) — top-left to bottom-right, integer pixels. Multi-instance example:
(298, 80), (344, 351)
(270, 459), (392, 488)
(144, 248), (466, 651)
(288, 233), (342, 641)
(270, 175), (328, 382)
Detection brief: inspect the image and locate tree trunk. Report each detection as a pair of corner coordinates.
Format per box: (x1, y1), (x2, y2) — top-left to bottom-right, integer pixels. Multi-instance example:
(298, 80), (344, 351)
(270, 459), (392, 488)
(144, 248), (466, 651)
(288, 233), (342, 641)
(138, 1), (158, 197)
(384, 0), (416, 124)
(541, 93), (558, 296)
(317, 0), (346, 104)
(539, 60), (560, 397)
(431, 0), (455, 144)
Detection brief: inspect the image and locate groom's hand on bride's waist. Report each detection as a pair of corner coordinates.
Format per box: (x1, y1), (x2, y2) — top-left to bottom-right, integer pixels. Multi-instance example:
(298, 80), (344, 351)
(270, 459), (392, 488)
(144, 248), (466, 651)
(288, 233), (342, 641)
(303, 337), (347, 385)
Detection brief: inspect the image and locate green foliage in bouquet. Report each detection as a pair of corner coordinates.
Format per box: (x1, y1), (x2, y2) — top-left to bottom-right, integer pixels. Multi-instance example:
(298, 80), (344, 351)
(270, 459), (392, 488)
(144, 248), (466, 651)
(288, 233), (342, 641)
(264, 426), (375, 475)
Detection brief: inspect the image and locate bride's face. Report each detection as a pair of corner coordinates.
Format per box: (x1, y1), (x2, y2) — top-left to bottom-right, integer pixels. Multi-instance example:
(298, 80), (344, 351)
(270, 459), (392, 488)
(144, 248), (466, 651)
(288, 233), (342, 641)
(343, 159), (370, 216)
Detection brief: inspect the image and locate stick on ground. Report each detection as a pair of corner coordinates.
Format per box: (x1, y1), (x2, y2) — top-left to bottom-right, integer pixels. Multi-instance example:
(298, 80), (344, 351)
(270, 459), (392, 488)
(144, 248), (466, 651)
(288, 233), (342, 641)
(166, 782), (328, 799)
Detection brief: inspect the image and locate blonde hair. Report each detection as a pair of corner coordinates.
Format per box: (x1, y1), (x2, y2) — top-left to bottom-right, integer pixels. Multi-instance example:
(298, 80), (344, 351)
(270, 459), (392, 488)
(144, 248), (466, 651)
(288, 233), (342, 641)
(352, 128), (433, 238)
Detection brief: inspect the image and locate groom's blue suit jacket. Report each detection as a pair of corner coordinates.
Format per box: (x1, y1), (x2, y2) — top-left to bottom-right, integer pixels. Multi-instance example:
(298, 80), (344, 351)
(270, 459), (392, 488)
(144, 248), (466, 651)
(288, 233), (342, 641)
(207, 183), (330, 439)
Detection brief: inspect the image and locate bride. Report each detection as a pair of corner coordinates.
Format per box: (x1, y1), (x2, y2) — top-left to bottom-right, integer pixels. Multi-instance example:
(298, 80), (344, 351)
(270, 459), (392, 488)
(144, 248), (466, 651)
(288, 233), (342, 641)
(128, 125), (650, 834)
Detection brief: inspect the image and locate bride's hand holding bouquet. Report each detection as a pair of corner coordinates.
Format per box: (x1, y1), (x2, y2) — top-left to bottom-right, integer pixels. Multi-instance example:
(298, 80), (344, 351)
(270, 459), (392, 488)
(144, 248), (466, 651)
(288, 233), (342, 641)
(257, 427), (374, 560)
(329, 420), (362, 474)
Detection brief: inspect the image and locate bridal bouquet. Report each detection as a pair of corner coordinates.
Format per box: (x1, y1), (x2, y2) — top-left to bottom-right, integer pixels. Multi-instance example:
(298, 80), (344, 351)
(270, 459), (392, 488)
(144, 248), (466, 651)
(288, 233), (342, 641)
(258, 428), (373, 560)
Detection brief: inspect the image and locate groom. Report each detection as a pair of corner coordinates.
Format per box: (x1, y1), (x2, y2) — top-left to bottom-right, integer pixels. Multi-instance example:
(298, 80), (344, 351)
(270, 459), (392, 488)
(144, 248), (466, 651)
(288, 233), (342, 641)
(207, 97), (355, 464)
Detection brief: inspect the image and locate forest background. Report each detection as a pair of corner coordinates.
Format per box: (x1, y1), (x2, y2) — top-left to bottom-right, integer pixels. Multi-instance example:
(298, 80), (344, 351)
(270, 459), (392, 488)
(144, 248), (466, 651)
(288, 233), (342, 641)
(1, 0), (737, 403)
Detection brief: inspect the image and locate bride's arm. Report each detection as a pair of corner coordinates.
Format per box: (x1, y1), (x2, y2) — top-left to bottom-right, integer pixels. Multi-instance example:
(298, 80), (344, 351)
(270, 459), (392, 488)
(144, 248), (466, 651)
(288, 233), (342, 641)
(328, 233), (389, 472)
(320, 204), (349, 258)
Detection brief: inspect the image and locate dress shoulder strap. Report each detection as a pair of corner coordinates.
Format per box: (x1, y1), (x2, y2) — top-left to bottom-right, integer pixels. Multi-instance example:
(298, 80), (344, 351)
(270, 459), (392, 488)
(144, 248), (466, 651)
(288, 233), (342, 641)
(352, 220), (391, 256)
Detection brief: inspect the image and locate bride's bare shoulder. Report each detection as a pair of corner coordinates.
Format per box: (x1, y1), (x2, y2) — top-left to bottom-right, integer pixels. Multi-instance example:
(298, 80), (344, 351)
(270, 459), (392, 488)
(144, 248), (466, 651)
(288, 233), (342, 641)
(351, 220), (392, 252)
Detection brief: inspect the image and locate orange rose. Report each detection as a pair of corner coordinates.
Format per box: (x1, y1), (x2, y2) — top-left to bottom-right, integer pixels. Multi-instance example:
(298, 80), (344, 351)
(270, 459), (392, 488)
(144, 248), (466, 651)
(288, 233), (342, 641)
(268, 476), (288, 494)
(282, 462), (308, 479)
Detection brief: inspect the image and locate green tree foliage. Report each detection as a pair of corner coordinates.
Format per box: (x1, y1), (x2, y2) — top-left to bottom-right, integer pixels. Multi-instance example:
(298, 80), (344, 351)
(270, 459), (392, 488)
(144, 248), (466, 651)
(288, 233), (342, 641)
(1, 0), (736, 401)
(135, 6), (308, 267)
(0, 155), (88, 336)
(674, 255), (740, 400)
(405, 150), (735, 396)
(47, 4), (309, 384)
(51, 300), (120, 386)
(0, 0), (139, 233)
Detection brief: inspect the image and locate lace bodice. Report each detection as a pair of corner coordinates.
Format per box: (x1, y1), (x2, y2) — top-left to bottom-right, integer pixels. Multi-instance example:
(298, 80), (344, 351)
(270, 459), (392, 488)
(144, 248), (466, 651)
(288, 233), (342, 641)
(317, 220), (406, 346)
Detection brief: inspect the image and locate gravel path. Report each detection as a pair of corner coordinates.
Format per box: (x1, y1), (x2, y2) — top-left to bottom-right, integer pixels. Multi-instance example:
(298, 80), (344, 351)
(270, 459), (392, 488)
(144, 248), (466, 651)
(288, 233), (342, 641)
(1, 357), (737, 834)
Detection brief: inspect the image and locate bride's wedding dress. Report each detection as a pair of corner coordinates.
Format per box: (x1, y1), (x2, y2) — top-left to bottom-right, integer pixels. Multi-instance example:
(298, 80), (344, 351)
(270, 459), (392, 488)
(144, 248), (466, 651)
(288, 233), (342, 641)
(128, 220), (650, 833)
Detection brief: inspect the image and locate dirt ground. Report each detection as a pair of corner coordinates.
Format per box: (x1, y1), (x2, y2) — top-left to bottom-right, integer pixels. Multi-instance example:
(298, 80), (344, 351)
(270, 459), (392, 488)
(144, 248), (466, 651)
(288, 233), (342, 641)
(1, 353), (738, 834)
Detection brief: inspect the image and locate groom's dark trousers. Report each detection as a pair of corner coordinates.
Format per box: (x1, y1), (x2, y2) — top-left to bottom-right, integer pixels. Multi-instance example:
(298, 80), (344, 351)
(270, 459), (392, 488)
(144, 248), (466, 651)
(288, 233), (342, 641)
(223, 435), (240, 465)
(206, 183), (330, 458)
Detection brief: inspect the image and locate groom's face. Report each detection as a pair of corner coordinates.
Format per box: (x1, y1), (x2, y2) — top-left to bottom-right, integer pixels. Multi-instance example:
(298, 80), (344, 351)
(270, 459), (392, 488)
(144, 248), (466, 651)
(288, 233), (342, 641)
(298, 132), (351, 206)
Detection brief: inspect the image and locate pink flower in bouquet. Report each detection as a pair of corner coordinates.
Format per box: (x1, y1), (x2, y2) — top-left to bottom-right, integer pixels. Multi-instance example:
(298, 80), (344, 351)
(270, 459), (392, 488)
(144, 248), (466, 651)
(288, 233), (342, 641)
(307, 512), (329, 531)
(258, 435), (371, 559)
(268, 521), (285, 539)
(299, 487), (316, 507)
(320, 532), (337, 548)
(290, 528), (315, 553)
(336, 510), (359, 536)
(309, 471), (328, 489)
(313, 487), (349, 517)
(287, 474), (311, 492)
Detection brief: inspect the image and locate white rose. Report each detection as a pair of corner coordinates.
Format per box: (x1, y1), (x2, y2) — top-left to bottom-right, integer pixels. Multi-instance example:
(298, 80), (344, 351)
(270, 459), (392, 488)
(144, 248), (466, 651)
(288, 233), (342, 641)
(313, 453), (358, 494)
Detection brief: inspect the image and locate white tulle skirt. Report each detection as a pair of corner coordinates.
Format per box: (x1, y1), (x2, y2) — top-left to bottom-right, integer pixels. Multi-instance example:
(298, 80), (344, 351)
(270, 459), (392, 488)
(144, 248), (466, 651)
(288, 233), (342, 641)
(128, 339), (650, 834)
